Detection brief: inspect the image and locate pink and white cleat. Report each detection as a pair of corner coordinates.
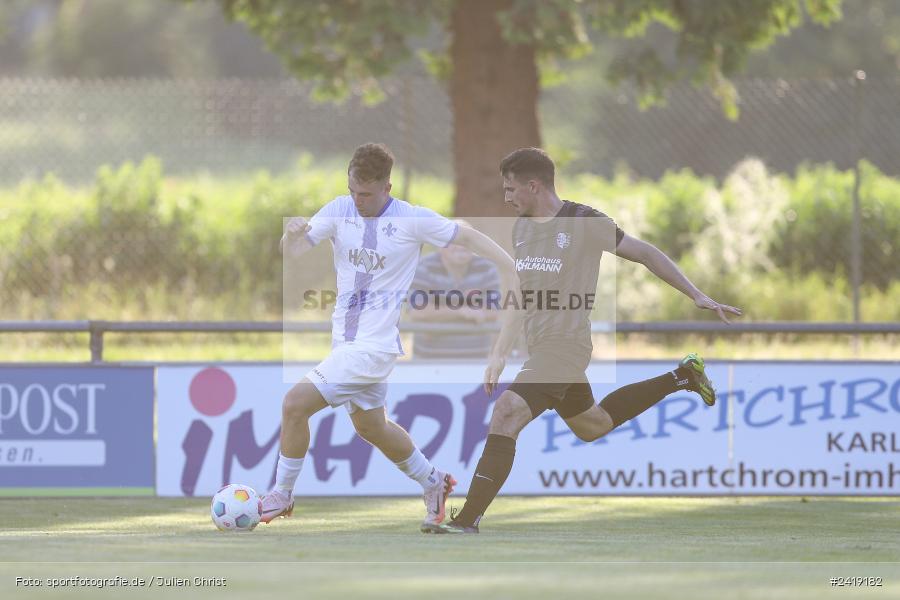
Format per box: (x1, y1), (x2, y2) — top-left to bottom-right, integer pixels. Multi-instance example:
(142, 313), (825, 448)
(420, 469), (457, 533)
(260, 489), (294, 524)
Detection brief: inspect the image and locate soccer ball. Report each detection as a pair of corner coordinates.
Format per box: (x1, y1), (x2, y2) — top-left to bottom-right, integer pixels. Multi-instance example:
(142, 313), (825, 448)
(210, 484), (262, 532)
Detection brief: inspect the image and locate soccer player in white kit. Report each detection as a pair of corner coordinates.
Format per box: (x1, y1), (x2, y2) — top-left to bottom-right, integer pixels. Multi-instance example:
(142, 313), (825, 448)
(263, 143), (517, 531)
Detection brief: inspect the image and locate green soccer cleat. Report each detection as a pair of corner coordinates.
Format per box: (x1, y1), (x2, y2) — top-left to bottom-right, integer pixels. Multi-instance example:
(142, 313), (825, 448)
(680, 353), (717, 406)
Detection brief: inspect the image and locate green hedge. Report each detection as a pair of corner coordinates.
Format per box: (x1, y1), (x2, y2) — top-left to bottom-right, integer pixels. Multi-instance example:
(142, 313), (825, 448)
(0, 156), (896, 321)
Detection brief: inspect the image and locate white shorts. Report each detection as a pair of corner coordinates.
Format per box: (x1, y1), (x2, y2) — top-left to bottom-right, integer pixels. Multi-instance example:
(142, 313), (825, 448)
(305, 344), (397, 414)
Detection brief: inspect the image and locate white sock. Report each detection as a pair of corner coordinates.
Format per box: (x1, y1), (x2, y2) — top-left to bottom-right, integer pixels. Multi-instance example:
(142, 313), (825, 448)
(274, 453), (305, 493)
(394, 448), (438, 489)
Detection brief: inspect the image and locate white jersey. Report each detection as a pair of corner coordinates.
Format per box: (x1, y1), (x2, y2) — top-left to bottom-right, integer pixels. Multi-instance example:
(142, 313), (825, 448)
(305, 195), (459, 354)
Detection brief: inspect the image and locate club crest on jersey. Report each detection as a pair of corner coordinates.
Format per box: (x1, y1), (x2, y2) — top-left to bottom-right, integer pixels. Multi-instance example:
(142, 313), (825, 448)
(556, 232), (571, 249)
(348, 248), (386, 273)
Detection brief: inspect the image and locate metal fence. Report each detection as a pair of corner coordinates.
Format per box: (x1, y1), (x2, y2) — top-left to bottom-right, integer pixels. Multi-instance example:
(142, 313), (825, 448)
(0, 75), (897, 323)
(3, 320), (898, 363)
(2, 75), (898, 182)
(0, 77), (453, 183)
(550, 74), (900, 179)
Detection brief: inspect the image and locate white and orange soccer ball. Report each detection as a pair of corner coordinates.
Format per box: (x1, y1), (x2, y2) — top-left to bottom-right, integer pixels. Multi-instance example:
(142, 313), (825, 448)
(210, 484), (262, 532)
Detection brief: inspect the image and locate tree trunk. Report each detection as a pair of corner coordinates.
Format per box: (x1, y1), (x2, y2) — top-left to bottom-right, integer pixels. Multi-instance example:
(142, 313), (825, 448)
(450, 0), (541, 218)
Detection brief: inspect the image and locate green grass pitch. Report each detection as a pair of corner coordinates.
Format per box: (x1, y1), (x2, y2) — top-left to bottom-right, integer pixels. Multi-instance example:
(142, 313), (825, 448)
(2, 496), (898, 599)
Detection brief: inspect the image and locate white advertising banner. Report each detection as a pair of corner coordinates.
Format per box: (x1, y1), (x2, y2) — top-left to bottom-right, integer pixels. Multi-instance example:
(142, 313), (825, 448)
(156, 361), (900, 497)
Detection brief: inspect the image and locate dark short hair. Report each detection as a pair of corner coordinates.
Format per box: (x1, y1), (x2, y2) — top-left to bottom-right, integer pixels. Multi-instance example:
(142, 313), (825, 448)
(500, 147), (555, 188)
(348, 143), (394, 182)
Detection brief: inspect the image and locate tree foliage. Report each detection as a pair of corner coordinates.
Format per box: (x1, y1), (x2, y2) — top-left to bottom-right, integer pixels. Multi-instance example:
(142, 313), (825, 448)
(218, 0), (843, 112)
(6, 1), (892, 91)
(217, 0), (442, 102)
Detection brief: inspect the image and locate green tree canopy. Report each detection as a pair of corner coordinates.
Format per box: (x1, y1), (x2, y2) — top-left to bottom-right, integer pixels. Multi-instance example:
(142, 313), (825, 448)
(216, 0), (843, 215)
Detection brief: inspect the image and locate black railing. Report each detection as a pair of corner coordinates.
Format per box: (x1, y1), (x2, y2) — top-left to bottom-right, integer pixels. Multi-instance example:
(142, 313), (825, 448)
(1, 320), (898, 363)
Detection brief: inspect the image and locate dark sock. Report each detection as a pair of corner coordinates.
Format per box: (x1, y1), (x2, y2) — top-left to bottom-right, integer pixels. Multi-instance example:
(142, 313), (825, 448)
(599, 370), (689, 428)
(454, 434), (516, 527)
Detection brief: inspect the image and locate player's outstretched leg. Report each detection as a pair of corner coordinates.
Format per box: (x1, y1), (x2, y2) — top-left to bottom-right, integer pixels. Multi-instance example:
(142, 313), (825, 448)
(430, 390), (533, 534)
(598, 356), (712, 428)
(261, 379), (327, 524)
(349, 407), (456, 532)
(567, 354), (717, 443)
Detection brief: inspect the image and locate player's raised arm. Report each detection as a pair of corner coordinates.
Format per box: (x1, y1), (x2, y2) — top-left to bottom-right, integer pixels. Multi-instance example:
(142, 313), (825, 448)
(613, 233), (743, 324)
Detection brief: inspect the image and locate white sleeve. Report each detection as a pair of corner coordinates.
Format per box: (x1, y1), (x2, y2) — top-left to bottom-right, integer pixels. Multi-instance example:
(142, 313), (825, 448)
(412, 206), (459, 248)
(305, 198), (340, 246)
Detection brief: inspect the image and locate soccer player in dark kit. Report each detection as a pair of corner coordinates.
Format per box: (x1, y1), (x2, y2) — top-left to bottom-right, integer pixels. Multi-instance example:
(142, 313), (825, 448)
(425, 147), (742, 534)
